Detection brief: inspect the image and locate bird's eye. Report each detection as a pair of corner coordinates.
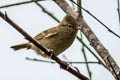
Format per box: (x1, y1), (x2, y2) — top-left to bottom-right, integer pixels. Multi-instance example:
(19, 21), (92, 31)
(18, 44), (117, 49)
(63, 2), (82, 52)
(68, 24), (72, 28)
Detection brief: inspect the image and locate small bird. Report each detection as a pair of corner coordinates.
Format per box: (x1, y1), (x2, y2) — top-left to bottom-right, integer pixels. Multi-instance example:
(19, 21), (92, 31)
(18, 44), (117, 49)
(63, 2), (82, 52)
(11, 14), (78, 57)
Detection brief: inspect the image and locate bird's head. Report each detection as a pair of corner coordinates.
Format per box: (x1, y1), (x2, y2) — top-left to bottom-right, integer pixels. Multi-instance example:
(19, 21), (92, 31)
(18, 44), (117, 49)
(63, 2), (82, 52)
(59, 14), (78, 30)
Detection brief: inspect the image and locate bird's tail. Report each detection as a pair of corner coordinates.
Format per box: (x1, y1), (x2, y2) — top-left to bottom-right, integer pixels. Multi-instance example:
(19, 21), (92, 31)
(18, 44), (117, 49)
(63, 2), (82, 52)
(10, 43), (31, 51)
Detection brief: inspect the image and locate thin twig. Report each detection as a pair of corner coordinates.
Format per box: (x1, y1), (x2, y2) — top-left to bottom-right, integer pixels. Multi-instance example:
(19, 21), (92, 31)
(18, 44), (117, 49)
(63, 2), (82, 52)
(0, 0), (46, 9)
(33, 1), (60, 23)
(26, 57), (99, 64)
(80, 33), (92, 79)
(0, 11), (89, 80)
(82, 47), (92, 79)
(70, 0), (120, 39)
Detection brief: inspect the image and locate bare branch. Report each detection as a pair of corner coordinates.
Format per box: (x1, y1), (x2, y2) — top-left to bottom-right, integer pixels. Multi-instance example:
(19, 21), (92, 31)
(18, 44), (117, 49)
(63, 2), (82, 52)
(0, 11), (89, 80)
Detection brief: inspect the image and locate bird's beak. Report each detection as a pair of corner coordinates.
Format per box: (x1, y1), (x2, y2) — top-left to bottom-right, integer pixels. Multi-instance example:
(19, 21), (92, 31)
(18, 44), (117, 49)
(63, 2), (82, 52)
(75, 26), (81, 30)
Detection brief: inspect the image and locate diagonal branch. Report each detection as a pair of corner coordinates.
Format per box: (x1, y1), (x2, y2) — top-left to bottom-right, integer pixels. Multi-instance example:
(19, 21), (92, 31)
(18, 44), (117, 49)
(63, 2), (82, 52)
(53, 0), (120, 80)
(0, 11), (89, 80)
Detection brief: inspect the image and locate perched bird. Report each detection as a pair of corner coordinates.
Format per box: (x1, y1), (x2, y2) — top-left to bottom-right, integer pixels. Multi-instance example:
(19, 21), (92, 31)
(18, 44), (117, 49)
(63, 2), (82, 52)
(11, 14), (78, 57)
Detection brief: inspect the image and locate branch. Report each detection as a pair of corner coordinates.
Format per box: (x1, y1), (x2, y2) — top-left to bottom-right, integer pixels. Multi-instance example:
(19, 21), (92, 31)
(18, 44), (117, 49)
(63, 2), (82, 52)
(0, 11), (89, 80)
(26, 57), (99, 64)
(53, 0), (120, 79)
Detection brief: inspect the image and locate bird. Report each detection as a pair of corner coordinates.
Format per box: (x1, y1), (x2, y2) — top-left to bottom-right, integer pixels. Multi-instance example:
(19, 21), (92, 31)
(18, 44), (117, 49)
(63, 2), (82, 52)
(10, 14), (78, 58)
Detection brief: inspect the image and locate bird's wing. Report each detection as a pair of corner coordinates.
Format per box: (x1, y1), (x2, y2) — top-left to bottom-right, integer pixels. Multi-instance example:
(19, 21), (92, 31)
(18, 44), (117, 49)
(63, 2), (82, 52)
(34, 27), (58, 40)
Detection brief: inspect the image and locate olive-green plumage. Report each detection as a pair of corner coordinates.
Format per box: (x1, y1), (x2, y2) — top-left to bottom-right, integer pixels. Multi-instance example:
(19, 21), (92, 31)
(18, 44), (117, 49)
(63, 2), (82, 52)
(11, 14), (78, 57)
